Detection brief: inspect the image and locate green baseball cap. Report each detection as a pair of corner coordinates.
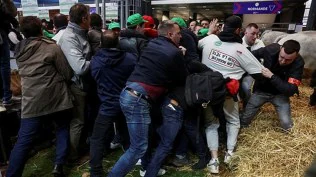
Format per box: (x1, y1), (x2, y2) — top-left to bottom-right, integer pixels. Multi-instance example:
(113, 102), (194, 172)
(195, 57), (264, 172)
(171, 17), (187, 28)
(197, 28), (209, 37)
(127, 13), (148, 27)
(108, 22), (120, 30)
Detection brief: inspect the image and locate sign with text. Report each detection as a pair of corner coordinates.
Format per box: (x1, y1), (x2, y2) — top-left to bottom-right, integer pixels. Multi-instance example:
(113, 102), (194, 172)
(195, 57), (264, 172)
(59, 0), (78, 15)
(21, 0), (39, 16)
(233, 1), (282, 14)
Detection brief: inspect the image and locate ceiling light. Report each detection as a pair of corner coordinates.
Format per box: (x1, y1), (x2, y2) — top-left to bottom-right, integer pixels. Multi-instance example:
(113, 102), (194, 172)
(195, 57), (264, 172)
(178, 6), (187, 9)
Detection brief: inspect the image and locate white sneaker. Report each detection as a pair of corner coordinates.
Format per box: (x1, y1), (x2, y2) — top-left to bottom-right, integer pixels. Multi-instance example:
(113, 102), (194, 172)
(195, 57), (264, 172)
(207, 159), (219, 174)
(0, 106), (6, 112)
(139, 168), (166, 177)
(136, 159), (142, 166)
(224, 151), (234, 164)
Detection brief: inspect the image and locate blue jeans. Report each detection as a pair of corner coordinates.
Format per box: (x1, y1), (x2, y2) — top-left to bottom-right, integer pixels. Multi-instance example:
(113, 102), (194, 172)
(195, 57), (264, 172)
(108, 83), (151, 177)
(6, 110), (71, 177)
(143, 97), (183, 177)
(0, 32), (12, 102)
(240, 91), (292, 130)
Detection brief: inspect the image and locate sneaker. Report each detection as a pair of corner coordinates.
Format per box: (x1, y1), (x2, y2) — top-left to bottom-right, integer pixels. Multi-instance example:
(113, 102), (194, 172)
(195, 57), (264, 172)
(0, 106), (6, 112)
(207, 159), (219, 174)
(139, 168), (166, 177)
(2, 97), (21, 106)
(224, 151), (234, 164)
(170, 155), (190, 167)
(136, 159), (142, 166)
(110, 134), (121, 149)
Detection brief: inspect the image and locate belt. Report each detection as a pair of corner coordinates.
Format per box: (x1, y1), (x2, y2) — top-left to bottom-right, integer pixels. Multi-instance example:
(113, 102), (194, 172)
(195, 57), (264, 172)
(125, 87), (150, 102)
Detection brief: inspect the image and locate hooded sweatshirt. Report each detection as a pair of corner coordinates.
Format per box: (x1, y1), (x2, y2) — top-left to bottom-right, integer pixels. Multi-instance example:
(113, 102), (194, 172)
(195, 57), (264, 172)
(90, 48), (137, 116)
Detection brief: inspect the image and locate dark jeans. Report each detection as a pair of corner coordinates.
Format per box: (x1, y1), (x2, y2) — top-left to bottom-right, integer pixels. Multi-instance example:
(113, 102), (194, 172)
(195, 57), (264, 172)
(0, 32), (12, 102)
(175, 109), (208, 159)
(90, 112), (124, 177)
(6, 110), (71, 177)
(143, 97), (183, 177)
(241, 91), (292, 130)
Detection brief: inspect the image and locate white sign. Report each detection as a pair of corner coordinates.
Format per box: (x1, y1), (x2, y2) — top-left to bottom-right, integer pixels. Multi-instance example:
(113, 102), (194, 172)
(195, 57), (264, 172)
(105, 3), (118, 20)
(59, 0), (78, 15)
(39, 9), (49, 21)
(21, 0), (39, 17)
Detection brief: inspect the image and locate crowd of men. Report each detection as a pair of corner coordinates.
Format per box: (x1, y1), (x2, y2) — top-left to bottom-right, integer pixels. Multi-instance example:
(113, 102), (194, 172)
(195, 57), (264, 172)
(0, 1), (308, 177)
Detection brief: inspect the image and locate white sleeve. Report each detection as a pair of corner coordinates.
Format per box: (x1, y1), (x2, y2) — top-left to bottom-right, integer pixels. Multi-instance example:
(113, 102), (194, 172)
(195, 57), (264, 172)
(238, 48), (264, 74)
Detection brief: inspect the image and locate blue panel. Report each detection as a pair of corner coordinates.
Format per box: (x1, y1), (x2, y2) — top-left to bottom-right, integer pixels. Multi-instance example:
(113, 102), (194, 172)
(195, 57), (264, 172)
(233, 1), (282, 14)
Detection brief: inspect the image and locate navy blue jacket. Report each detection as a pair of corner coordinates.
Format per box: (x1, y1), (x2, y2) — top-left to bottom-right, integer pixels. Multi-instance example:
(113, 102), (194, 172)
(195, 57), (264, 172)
(252, 43), (305, 96)
(128, 36), (188, 89)
(91, 48), (137, 116)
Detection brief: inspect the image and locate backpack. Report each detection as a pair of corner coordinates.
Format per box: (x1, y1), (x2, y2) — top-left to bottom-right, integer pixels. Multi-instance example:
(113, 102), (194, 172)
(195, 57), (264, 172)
(185, 70), (226, 108)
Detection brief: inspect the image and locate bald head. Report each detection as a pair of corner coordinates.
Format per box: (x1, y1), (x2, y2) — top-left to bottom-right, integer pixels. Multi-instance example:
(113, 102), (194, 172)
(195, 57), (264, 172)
(101, 30), (119, 49)
(53, 14), (68, 29)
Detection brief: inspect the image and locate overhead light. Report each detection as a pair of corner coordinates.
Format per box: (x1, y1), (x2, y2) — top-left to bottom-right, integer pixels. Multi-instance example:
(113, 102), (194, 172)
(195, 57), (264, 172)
(152, 8), (155, 9)
(205, 9), (210, 10)
(178, 6), (187, 9)
(203, 6), (206, 8)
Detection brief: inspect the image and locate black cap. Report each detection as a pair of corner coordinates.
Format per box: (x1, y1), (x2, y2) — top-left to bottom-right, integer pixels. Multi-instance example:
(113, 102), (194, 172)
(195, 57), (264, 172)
(223, 15), (242, 32)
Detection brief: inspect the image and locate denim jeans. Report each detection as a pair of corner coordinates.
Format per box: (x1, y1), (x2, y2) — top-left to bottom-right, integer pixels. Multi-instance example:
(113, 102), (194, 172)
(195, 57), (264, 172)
(0, 32), (12, 102)
(6, 110), (71, 177)
(175, 108), (208, 159)
(240, 91), (292, 130)
(240, 75), (254, 107)
(108, 83), (151, 177)
(90, 113), (121, 177)
(143, 97), (183, 177)
(205, 97), (239, 151)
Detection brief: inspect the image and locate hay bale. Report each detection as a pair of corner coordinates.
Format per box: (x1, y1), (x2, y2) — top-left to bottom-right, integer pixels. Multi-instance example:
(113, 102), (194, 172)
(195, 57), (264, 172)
(232, 81), (316, 177)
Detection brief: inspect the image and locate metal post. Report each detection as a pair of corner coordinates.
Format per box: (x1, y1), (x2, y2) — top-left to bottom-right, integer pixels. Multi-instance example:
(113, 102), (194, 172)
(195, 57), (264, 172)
(125, 0), (129, 24)
(120, 0), (124, 28)
(95, 0), (100, 15)
(307, 0), (316, 30)
(101, 0), (106, 28)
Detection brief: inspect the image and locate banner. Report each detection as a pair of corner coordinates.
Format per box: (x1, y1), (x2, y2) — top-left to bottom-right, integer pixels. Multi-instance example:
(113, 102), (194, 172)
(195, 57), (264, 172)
(21, 0), (39, 16)
(59, 0), (78, 15)
(233, 1), (282, 14)
(38, 9), (50, 20)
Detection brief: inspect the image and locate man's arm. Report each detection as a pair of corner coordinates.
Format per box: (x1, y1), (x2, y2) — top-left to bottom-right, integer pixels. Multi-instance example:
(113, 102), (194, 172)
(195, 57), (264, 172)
(172, 51), (189, 85)
(262, 60), (304, 96)
(53, 45), (74, 81)
(251, 47), (265, 61)
(59, 36), (90, 75)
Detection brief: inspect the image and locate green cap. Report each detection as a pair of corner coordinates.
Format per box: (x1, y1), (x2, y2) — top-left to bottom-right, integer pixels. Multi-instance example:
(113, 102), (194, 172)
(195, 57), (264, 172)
(171, 17), (187, 28)
(127, 13), (148, 27)
(108, 22), (121, 30)
(197, 28), (209, 37)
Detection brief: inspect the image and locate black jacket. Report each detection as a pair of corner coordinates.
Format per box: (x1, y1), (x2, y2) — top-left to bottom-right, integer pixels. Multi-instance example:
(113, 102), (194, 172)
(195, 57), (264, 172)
(180, 29), (199, 63)
(128, 36), (188, 89)
(88, 28), (102, 56)
(252, 43), (305, 96)
(119, 29), (148, 58)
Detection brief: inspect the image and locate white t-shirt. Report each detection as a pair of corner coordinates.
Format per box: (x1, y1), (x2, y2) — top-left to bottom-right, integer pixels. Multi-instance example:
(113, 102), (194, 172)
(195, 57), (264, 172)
(242, 37), (265, 51)
(198, 34), (263, 80)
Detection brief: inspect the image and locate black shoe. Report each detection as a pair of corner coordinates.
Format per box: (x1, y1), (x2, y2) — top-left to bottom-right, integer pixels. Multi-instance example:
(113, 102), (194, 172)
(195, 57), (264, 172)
(171, 156), (191, 167)
(52, 164), (64, 177)
(192, 154), (211, 170)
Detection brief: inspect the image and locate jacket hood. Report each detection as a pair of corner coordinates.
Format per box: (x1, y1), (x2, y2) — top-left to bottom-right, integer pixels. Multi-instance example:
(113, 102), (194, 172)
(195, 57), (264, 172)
(93, 48), (128, 67)
(120, 29), (148, 40)
(15, 37), (55, 62)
